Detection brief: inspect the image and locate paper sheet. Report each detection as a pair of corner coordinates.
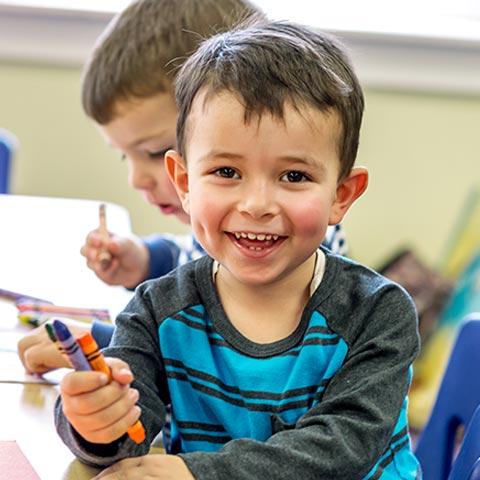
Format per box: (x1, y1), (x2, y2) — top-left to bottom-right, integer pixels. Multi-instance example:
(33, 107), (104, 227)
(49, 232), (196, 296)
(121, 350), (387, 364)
(0, 441), (41, 479)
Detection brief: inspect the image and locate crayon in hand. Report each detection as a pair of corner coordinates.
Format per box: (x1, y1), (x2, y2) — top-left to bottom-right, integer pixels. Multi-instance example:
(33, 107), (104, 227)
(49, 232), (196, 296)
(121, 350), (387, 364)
(97, 203), (112, 270)
(76, 331), (146, 444)
(45, 322), (63, 354)
(52, 319), (92, 371)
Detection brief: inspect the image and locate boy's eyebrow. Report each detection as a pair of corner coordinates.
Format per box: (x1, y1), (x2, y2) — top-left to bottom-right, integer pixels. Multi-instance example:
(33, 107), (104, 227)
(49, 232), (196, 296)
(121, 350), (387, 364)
(278, 155), (330, 177)
(278, 154), (320, 166)
(131, 132), (173, 148)
(198, 150), (329, 172)
(108, 133), (171, 152)
(198, 150), (244, 161)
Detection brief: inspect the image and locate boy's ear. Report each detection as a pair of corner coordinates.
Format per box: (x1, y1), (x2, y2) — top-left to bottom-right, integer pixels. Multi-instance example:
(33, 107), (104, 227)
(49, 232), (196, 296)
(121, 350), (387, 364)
(329, 166), (369, 225)
(165, 150), (190, 214)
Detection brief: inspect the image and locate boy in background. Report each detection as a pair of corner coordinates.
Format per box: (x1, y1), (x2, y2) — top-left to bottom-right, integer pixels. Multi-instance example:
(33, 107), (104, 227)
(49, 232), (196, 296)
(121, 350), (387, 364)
(55, 19), (421, 479)
(18, 0), (347, 375)
(80, 0), (347, 288)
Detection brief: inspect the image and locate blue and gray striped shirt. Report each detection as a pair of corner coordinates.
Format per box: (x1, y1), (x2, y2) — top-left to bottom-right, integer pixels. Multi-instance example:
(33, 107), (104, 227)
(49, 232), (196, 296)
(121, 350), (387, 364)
(56, 249), (420, 479)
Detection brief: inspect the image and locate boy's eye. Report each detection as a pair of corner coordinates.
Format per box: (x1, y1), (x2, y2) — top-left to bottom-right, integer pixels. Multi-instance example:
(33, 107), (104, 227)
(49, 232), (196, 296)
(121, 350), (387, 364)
(282, 171), (310, 182)
(148, 148), (171, 159)
(213, 167), (239, 179)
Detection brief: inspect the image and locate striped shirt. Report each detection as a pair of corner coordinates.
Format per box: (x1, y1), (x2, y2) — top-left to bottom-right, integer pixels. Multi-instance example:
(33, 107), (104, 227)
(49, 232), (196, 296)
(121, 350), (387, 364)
(56, 250), (421, 478)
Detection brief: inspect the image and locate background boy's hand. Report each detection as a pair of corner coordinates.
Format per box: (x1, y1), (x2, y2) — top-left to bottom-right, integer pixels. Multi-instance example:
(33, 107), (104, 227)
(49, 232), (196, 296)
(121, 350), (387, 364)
(60, 358), (141, 444)
(80, 231), (149, 289)
(92, 454), (195, 480)
(17, 318), (88, 374)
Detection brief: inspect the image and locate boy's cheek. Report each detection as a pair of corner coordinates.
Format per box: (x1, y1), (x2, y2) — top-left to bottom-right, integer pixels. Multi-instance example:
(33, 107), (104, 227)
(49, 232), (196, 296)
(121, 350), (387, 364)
(291, 195), (330, 229)
(189, 198), (216, 226)
(297, 208), (330, 239)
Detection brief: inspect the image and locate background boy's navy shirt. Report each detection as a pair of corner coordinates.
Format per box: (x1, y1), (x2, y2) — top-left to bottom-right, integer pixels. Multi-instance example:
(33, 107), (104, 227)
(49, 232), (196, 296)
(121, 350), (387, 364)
(55, 249), (420, 479)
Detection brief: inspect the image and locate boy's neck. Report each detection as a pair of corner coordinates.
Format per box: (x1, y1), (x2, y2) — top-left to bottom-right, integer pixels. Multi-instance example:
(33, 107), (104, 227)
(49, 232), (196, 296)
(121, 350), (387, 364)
(214, 253), (317, 344)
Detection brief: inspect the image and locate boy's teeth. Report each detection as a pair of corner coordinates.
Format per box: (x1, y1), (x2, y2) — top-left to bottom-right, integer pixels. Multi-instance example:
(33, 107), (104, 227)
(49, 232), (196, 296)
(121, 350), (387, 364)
(234, 232), (279, 241)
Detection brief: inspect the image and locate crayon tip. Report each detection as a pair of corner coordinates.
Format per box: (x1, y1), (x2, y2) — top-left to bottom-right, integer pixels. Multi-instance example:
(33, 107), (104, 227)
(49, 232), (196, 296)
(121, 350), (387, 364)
(128, 421), (146, 444)
(52, 319), (69, 341)
(45, 323), (58, 343)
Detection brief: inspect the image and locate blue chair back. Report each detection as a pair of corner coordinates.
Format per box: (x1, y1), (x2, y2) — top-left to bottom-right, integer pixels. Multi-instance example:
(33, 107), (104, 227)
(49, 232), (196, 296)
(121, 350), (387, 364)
(449, 404), (480, 480)
(467, 459), (480, 480)
(0, 128), (18, 194)
(415, 315), (480, 479)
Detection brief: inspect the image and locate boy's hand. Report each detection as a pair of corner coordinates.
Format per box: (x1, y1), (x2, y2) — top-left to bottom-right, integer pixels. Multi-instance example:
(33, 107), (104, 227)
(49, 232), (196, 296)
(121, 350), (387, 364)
(80, 231), (149, 289)
(60, 358), (142, 444)
(17, 318), (88, 374)
(92, 454), (195, 480)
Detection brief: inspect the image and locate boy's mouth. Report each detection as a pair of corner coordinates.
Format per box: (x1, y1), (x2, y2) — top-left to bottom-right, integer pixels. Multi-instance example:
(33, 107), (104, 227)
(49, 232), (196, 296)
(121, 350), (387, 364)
(229, 231), (283, 251)
(233, 232), (279, 241)
(158, 203), (178, 215)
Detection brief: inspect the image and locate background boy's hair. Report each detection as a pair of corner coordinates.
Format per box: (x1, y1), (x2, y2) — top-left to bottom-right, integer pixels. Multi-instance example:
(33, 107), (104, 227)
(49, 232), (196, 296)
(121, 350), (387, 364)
(82, 0), (265, 124)
(175, 20), (364, 180)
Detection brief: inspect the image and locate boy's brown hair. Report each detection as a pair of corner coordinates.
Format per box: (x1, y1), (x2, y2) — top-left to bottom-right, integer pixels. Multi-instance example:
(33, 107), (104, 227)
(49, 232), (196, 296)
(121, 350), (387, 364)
(82, 0), (264, 124)
(175, 20), (364, 181)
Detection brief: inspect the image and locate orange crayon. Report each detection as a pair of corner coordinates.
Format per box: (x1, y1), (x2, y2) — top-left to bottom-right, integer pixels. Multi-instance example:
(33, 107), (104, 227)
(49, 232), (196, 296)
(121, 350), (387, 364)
(76, 332), (146, 444)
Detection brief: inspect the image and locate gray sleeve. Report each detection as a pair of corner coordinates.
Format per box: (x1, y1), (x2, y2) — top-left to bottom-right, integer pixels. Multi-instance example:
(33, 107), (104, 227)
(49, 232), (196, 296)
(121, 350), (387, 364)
(54, 289), (168, 467)
(180, 282), (420, 479)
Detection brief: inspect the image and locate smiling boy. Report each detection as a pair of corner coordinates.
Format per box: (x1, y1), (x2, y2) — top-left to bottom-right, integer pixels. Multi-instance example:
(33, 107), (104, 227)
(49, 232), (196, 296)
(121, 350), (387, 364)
(55, 19), (421, 480)
(18, 0), (348, 377)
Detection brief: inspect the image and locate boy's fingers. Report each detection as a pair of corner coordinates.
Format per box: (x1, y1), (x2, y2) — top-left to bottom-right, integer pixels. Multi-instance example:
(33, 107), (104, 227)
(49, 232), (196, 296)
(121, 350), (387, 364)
(92, 405), (142, 444)
(17, 333), (39, 364)
(23, 344), (71, 374)
(61, 359), (133, 394)
(65, 382), (137, 416)
(81, 231), (109, 260)
(61, 370), (110, 395)
(106, 358), (134, 385)
(64, 387), (141, 444)
(74, 405), (142, 445)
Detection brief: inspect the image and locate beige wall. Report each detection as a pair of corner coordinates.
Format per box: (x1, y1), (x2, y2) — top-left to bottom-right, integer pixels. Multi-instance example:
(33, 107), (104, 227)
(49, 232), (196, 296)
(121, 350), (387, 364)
(1, 60), (479, 270)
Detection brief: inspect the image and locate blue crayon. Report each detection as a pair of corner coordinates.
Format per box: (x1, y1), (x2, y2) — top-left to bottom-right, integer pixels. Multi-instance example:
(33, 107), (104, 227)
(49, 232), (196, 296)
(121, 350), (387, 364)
(52, 319), (92, 371)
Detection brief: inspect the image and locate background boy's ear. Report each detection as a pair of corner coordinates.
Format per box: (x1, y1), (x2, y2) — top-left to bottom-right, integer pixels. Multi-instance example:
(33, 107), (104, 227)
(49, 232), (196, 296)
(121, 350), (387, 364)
(329, 167), (369, 225)
(165, 150), (190, 213)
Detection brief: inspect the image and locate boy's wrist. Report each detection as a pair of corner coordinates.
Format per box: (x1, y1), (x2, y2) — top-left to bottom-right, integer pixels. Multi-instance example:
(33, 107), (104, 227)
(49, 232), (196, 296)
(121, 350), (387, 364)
(73, 425), (127, 457)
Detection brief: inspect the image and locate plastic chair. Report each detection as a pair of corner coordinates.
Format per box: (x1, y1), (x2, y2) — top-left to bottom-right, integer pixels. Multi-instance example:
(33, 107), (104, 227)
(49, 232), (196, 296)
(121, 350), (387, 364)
(0, 128), (18, 193)
(467, 459), (480, 480)
(415, 315), (480, 480)
(449, 405), (480, 480)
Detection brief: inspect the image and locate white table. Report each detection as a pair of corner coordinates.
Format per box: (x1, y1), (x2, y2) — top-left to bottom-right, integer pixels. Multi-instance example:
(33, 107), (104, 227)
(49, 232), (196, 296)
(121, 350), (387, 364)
(0, 194), (134, 316)
(0, 194), (136, 479)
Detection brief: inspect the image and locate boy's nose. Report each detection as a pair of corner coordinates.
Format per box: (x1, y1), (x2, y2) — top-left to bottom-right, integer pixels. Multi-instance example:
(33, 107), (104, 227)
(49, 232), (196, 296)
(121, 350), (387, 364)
(237, 182), (279, 219)
(128, 160), (155, 191)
